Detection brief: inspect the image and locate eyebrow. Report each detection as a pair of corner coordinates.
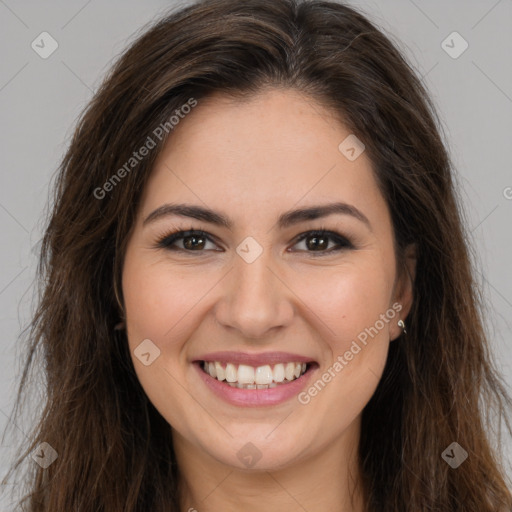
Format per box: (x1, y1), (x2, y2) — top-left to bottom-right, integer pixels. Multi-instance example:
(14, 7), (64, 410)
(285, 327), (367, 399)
(143, 202), (371, 231)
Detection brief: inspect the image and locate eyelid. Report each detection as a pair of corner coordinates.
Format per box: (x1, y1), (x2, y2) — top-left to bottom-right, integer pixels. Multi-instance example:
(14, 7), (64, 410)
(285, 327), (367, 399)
(155, 227), (354, 254)
(289, 229), (353, 253)
(156, 228), (222, 252)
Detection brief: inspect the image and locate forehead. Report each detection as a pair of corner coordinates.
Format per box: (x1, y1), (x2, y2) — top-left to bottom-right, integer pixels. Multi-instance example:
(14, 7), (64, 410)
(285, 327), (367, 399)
(140, 89), (389, 230)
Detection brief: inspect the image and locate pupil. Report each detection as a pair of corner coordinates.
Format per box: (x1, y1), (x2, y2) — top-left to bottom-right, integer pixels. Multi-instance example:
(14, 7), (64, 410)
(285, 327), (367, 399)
(184, 235), (204, 250)
(307, 235), (327, 251)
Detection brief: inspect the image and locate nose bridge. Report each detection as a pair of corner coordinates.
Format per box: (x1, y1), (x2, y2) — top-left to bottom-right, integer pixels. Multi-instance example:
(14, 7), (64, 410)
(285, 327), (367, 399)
(215, 245), (293, 338)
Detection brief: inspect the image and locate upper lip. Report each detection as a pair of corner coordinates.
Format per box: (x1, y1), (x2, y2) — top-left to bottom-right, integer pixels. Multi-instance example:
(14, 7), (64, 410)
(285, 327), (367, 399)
(194, 351), (316, 367)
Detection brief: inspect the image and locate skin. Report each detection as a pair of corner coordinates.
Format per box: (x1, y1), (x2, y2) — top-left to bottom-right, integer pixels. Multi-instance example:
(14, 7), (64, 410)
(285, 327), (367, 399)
(122, 88), (416, 512)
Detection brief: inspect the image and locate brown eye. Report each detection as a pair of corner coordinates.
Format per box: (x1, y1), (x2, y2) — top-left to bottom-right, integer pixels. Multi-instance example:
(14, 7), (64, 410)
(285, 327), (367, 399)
(304, 234), (329, 251)
(182, 234), (207, 250)
(292, 230), (353, 254)
(157, 230), (219, 252)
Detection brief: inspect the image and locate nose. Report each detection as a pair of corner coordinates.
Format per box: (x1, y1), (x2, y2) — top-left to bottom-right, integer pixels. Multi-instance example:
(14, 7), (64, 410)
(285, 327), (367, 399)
(214, 249), (294, 340)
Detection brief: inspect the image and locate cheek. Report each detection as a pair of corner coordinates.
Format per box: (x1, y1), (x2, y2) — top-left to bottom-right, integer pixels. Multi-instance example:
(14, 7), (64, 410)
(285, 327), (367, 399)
(121, 255), (212, 430)
(122, 255), (216, 345)
(291, 259), (395, 349)
(292, 265), (394, 427)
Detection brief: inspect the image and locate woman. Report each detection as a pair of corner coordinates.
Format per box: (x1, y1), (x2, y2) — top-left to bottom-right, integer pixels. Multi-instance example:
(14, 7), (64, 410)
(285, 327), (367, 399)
(3, 0), (511, 510)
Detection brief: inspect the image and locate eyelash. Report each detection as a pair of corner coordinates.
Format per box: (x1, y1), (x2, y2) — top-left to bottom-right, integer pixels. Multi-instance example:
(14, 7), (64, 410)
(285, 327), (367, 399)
(155, 226), (354, 256)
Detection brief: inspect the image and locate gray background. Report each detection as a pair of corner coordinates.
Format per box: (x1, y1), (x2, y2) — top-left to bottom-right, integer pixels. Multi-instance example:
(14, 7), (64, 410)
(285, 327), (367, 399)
(1, 0), (511, 509)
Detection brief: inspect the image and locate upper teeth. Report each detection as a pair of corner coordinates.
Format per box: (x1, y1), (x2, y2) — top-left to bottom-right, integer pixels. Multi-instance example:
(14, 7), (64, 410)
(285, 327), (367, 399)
(203, 361), (307, 386)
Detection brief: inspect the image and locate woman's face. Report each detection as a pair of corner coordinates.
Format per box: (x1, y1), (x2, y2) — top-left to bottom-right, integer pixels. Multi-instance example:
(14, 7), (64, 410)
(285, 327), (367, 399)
(122, 88), (413, 471)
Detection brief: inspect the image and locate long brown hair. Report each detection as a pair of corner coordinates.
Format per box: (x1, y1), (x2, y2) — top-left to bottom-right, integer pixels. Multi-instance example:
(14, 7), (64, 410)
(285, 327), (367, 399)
(3, 0), (511, 510)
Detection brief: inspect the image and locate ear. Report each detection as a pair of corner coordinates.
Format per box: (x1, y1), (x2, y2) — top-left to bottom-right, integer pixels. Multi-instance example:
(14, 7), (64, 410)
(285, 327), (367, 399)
(389, 243), (417, 341)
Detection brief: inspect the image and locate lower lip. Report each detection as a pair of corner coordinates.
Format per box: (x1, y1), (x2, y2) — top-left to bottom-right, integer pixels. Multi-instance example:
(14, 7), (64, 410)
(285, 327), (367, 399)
(194, 362), (318, 407)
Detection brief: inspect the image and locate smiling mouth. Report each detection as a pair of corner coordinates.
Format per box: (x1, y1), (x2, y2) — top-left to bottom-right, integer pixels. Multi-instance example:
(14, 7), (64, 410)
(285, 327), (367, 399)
(199, 360), (315, 389)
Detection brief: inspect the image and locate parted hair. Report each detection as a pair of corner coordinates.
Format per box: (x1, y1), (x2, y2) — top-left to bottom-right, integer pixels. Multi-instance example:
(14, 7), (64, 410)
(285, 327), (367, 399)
(3, 0), (511, 510)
